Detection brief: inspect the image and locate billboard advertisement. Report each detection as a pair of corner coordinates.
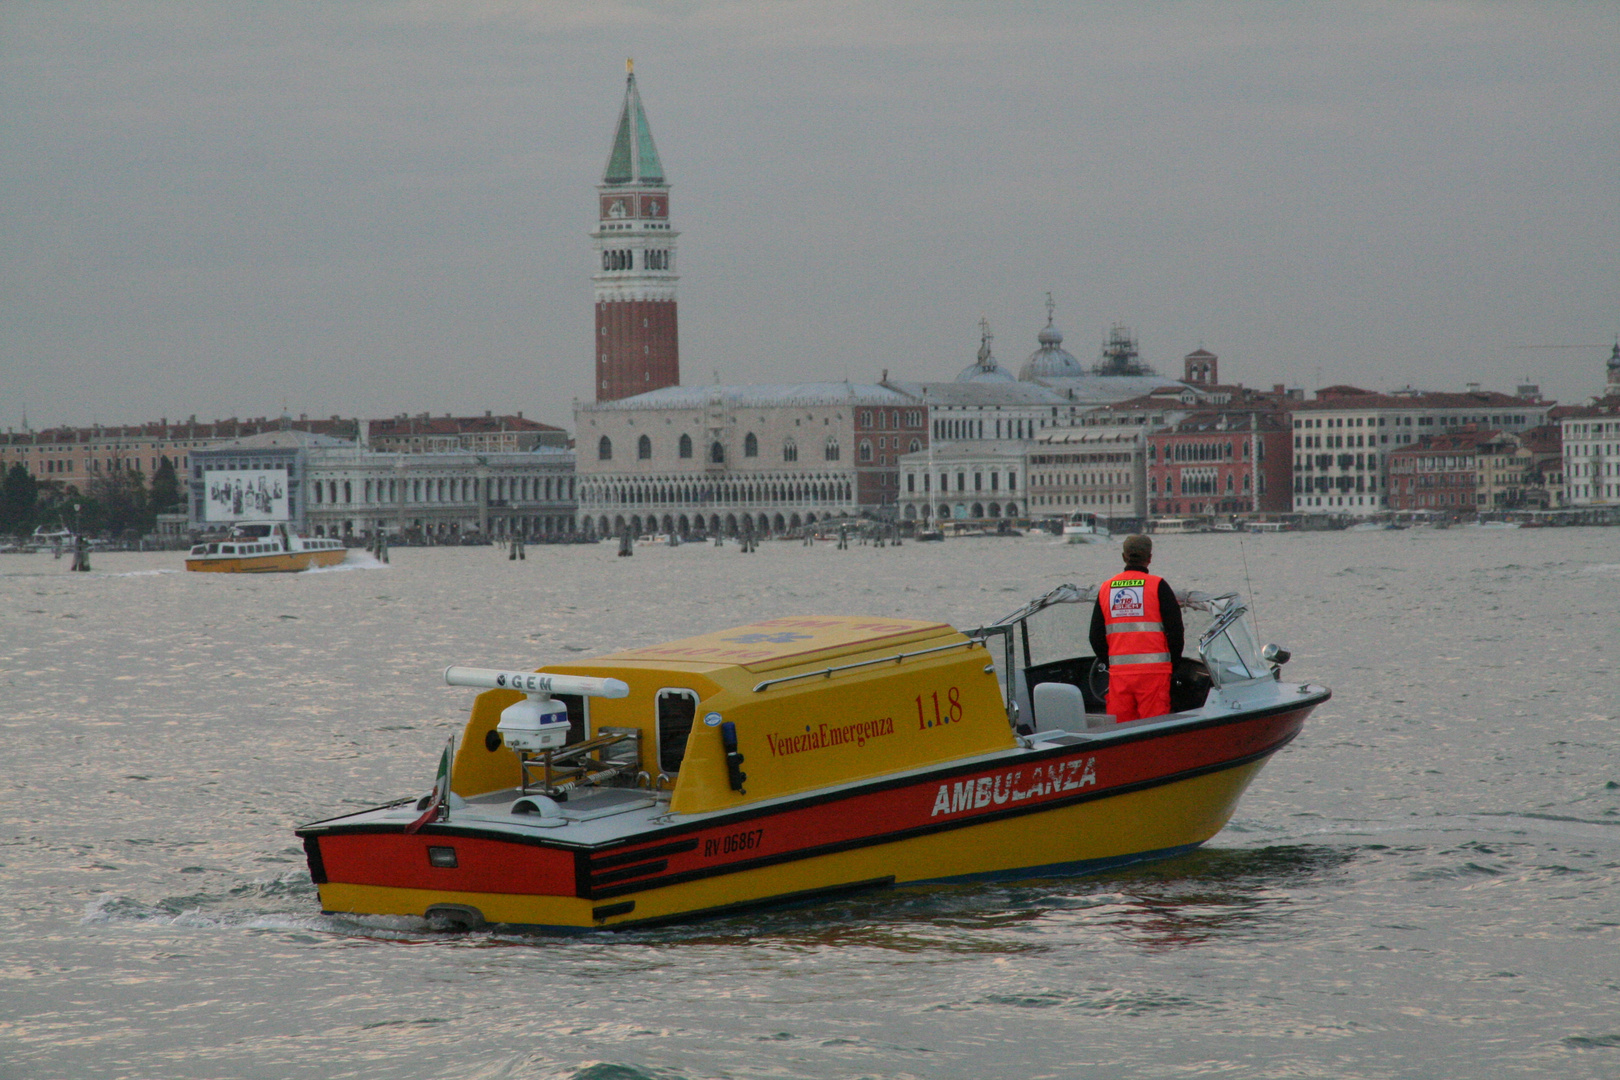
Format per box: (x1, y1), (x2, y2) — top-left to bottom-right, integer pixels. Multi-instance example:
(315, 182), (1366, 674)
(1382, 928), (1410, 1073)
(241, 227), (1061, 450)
(204, 469), (289, 522)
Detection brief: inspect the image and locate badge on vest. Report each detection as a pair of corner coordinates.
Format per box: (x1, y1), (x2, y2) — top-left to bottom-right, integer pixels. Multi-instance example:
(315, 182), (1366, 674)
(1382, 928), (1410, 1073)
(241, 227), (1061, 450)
(1109, 584), (1145, 618)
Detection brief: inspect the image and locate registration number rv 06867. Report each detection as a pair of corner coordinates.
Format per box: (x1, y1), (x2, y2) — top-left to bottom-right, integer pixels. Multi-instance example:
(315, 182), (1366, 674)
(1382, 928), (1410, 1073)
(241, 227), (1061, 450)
(703, 828), (764, 858)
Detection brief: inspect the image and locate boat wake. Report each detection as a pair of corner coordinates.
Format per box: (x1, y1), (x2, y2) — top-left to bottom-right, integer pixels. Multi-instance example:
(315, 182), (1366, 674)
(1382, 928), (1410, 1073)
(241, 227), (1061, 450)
(305, 553), (391, 573)
(79, 874), (448, 942)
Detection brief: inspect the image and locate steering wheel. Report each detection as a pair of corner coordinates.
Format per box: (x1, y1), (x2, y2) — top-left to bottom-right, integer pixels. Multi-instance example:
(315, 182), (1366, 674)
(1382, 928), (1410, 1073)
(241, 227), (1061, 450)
(1087, 659), (1109, 701)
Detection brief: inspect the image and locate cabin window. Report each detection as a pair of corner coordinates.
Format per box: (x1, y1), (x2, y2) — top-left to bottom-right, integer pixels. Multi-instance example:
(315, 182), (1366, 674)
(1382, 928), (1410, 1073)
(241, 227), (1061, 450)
(656, 689), (699, 775)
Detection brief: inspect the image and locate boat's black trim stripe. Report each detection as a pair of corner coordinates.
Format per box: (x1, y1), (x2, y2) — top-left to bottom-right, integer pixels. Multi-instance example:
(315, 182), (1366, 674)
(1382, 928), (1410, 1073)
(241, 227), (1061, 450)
(302, 835), (328, 885)
(588, 838), (699, 870)
(588, 859), (669, 887)
(595, 876), (897, 931)
(296, 697), (1323, 864)
(582, 729), (1300, 900)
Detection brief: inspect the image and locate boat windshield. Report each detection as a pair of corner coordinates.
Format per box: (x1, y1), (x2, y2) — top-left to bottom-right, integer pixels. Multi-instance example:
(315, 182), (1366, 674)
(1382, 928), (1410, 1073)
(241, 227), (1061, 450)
(1196, 601), (1269, 685)
(995, 583), (1272, 688)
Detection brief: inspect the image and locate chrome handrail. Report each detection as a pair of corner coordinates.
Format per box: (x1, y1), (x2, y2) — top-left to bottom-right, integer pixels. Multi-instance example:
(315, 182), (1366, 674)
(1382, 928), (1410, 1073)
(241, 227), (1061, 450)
(751, 636), (986, 693)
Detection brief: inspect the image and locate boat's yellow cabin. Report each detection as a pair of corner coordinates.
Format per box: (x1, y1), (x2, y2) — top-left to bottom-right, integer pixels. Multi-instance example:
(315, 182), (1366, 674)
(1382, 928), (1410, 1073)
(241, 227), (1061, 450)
(448, 616), (1017, 814)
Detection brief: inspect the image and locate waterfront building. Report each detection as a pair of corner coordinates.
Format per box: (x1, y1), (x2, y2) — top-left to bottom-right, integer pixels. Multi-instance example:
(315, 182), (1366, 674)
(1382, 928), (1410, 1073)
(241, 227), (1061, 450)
(1382, 425), (1562, 514)
(1288, 386), (1551, 517)
(188, 430), (577, 542)
(1385, 429), (1497, 513)
(1024, 426), (1147, 527)
(853, 388), (930, 512)
(884, 373), (1057, 521)
(1557, 400), (1620, 506)
(1553, 343), (1620, 508)
(593, 62), (679, 403)
(575, 383), (903, 537)
(897, 441), (1025, 524)
(1479, 426), (1563, 511)
(1073, 352), (1296, 521)
(890, 321), (1197, 526)
(0, 416), (355, 486)
(367, 413), (566, 453)
(1148, 411), (1292, 518)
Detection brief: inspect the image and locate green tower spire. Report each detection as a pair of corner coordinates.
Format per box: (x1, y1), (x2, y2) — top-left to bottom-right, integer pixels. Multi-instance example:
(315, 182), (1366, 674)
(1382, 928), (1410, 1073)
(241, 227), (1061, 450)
(603, 59), (665, 186)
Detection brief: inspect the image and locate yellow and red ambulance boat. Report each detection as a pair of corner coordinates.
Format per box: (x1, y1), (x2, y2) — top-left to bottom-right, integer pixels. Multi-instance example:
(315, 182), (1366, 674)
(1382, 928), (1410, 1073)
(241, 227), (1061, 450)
(296, 585), (1328, 931)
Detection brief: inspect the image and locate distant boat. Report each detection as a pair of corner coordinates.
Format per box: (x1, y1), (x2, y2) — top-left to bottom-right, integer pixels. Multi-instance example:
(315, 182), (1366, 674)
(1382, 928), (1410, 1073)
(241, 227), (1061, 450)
(1150, 517), (1206, 535)
(186, 523), (347, 573)
(1062, 512), (1108, 542)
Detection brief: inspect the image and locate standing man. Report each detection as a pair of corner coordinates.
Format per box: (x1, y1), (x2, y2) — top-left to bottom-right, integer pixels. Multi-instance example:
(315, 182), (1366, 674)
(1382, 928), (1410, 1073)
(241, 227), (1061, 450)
(1089, 534), (1184, 723)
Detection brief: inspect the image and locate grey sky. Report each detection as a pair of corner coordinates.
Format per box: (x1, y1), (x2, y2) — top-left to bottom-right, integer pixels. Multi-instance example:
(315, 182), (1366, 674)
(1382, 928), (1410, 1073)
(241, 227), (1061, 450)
(4, 1), (1617, 433)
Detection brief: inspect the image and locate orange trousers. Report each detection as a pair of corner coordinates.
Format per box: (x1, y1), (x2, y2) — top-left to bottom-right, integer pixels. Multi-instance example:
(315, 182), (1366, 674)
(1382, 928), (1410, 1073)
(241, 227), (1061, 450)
(1107, 670), (1170, 724)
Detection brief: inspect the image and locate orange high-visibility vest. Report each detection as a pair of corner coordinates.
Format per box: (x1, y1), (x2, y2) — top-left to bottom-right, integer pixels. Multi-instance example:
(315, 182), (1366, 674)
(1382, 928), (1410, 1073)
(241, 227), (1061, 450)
(1099, 571), (1172, 674)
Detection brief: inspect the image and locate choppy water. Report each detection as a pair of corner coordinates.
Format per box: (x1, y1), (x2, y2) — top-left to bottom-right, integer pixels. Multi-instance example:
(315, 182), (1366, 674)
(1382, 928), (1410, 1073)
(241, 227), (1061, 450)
(2, 528), (1617, 1079)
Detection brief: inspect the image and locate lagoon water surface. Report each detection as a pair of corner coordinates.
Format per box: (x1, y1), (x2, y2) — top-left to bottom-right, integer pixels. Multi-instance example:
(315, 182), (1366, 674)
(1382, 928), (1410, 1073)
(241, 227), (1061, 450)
(2, 528), (1617, 1079)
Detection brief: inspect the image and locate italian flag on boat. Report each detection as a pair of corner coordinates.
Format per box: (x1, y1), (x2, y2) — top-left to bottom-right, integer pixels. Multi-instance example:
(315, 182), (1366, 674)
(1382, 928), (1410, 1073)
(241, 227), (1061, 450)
(405, 736), (456, 834)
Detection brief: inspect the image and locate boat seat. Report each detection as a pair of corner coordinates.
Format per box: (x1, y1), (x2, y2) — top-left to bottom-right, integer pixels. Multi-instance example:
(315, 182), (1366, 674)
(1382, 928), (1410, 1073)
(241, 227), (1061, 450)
(1033, 682), (1089, 733)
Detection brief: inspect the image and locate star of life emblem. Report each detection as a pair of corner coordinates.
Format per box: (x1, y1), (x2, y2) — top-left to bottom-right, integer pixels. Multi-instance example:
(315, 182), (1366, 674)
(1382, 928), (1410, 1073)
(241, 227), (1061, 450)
(1109, 585), (1145, 618)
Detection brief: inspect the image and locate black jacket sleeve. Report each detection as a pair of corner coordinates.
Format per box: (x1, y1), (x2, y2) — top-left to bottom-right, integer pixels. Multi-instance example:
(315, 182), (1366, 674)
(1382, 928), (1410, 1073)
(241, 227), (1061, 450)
(1160, 579), (1184, 661)
(1089, 598), (1108, 659)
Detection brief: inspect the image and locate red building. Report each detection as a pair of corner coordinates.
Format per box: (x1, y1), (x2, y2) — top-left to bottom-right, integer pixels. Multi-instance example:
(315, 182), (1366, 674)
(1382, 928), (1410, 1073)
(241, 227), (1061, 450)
(1144, 352), (1293, 516)
(1386, 429), (1486, 511)
(1147, 411), (1292, 517)
(592, 63), (679, 403)
(853, 390), (928, 511)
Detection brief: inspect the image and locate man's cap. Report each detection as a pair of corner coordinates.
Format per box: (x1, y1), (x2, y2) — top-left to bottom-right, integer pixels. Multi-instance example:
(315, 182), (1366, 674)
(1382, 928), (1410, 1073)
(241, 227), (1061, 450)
(1122, 534), (1153, 563)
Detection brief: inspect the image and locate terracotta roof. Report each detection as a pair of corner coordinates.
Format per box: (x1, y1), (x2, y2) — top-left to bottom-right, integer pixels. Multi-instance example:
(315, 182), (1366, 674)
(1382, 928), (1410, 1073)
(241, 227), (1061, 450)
(1551, 395), (1620, 419)
(1386, 428), (1505, 456)
(368, 415), (562, 437)
(1292, 389), (1546, 412)
(1155, 410), (1288, 435)
(1519, 425), (1563, 454)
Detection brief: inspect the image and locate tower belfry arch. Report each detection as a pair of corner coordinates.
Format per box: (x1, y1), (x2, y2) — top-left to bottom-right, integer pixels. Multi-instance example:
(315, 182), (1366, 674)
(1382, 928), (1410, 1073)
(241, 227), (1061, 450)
(592, 60), (680, 402)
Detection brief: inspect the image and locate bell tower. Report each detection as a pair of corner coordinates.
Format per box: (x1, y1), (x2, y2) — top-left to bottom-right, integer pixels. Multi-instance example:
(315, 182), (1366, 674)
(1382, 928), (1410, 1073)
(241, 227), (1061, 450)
(593, 60), (679, 403)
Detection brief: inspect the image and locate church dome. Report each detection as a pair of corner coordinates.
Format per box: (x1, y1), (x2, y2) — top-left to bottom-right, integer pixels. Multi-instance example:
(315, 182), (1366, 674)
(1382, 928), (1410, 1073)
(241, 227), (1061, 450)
(1019, 319), (1086, 381)
(956, 319), (1015, 383)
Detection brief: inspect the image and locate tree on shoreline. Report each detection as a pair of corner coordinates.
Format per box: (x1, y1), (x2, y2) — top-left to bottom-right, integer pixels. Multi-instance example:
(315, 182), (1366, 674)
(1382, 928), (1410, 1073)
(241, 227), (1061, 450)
(151, 457), (183, 515)
(85, 470), (153, 539)
(1, 464), (39, 537)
